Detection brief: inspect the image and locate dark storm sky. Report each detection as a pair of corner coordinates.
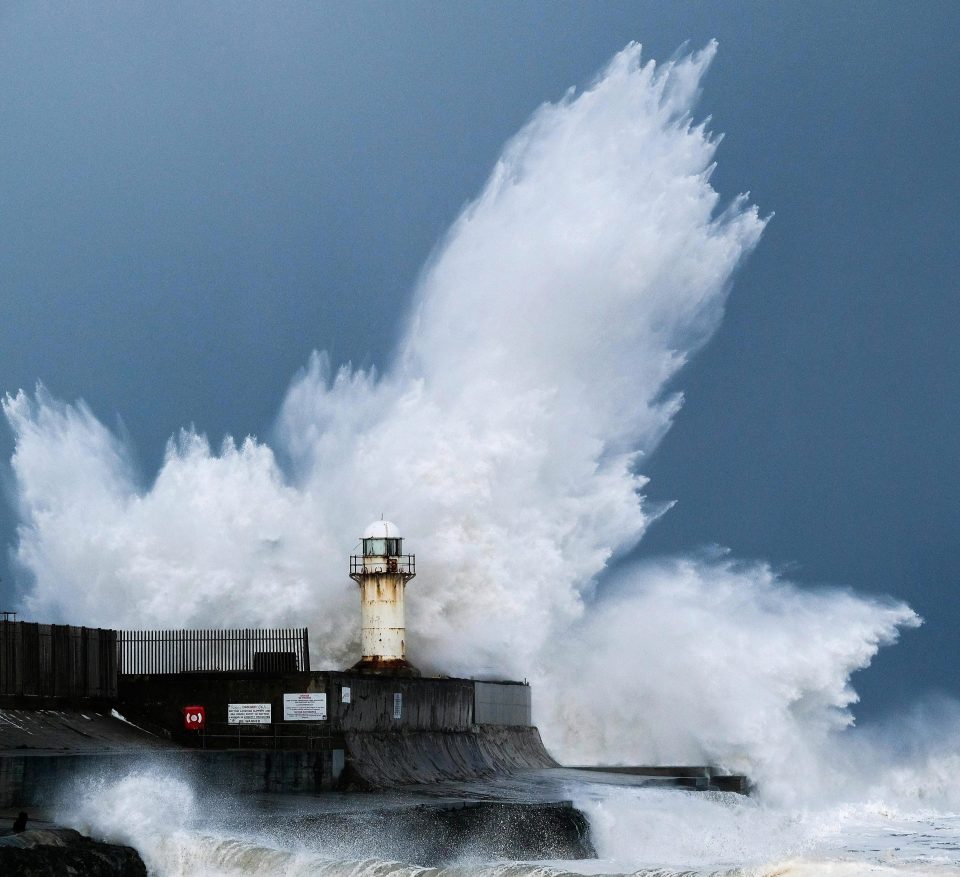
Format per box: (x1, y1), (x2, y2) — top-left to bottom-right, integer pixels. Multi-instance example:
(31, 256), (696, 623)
(1, 2), (958, 718)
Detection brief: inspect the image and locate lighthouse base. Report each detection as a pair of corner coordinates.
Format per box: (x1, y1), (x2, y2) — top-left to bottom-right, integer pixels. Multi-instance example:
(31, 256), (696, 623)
(350, 656), (421, 677)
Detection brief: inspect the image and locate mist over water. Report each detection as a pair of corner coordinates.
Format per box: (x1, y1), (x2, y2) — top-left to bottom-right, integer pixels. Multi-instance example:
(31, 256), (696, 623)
(0, 41), (942, 837)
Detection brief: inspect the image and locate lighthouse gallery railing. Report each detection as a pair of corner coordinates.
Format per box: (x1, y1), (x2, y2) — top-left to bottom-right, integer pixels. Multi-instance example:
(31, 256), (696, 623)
(349, 555), (416, 576)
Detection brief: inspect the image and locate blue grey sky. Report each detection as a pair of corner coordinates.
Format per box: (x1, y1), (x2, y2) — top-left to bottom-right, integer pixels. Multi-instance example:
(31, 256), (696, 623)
(1, 2), (958, 718)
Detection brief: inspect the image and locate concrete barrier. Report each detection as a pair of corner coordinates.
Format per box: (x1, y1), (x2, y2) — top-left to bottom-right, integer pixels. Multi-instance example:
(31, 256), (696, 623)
(0, 749), (344, 808)
(343, 726), (556, 787)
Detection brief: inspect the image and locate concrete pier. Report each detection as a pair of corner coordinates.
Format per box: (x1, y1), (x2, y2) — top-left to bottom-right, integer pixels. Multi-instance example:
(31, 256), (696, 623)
(1, 619), (748, 809)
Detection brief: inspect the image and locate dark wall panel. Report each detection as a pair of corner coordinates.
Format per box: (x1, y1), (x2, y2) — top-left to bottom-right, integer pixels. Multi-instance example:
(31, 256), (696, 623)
(474, 681), (532, 726)
(330, 673), (474, 732)
(118, 671), (477, 743)
(0, 621), (117, 700)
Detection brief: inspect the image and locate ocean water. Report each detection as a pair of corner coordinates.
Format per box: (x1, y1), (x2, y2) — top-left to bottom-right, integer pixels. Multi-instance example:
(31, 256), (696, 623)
(56, 766), (960, 877)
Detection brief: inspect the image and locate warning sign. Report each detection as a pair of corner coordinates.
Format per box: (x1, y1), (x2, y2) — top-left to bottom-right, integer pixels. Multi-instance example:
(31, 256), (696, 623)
(283, 692), (327, 721)
(227, 703), (271, 725)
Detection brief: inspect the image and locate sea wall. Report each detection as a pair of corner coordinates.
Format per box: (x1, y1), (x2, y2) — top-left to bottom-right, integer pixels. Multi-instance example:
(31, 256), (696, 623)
(1, 671), (551, 805)
(0, 726), (558, 804)
(298, 801), (595, 863)
(117, 671), (527, 742)
(0, 749), (343, 808)
(343, 726), (556, 787)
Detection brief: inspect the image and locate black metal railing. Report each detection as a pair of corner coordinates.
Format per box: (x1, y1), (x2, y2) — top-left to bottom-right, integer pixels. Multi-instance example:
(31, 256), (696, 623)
(349, 554), (416, 578)
(117, 627), (310, 675)
(187, 721), (333, 750)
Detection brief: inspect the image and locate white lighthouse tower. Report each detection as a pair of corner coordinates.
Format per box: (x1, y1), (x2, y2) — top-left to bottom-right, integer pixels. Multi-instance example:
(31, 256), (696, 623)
(349, 520), (418, 674)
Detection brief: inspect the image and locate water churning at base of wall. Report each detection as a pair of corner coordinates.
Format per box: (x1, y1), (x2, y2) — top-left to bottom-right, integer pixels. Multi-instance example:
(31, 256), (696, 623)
(59, 765), (960, 876)
(2, 43), (932, 802)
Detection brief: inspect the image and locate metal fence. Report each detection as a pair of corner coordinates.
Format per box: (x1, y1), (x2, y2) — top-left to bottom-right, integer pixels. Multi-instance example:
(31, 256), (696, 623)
(0, 621), (118, 699)
(117, 628), (311, 675)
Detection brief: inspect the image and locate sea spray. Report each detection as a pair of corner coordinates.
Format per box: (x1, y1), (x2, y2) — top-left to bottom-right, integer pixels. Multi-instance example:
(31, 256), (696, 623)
(58, 764), (960, 876)
(1, 42), (921, 799)
(4, 41), (765, 669)
(62, 765), (200, 873)
(539, 556), (918, 802)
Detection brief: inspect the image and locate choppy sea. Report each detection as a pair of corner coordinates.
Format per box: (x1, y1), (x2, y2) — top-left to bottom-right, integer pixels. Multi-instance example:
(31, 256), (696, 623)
(55, 766), (960, 877)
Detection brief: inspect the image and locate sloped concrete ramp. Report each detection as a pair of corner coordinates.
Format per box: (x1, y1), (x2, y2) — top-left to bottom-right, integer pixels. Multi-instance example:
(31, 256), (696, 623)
(344, 725), (556, 786)
(0, 707), (168, 754)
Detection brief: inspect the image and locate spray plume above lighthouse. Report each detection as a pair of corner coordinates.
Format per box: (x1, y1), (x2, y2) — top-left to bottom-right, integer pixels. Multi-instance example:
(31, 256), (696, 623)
(349, 519), (419, 675)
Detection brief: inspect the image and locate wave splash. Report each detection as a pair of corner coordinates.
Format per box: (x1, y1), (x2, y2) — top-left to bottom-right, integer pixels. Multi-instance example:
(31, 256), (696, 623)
(1, 42), (924, 797)
(60, 766), (960, 877)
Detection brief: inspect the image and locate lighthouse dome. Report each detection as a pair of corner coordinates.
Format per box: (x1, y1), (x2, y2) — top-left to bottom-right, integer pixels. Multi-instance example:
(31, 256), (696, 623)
(363, 520), (401, 540)
(361, 520), (403, 557)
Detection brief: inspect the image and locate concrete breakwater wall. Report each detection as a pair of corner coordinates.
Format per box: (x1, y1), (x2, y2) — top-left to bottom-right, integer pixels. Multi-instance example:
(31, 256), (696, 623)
(344, 727), (556, 787)
(0, 805), (594, 870)
(0, 749), (338, 808)
(1, 669), (551, 805)
(111, 670), (549, 789)
(116, 671), (527, 740)
(0, 726), (555, 806)
(285, 801), (595, 863)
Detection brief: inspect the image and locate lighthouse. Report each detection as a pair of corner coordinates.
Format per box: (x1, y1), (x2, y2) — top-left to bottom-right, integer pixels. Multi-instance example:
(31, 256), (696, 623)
(349, 520), (418, 674)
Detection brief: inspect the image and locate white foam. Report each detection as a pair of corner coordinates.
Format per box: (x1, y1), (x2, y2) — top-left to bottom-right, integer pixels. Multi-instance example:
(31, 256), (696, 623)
(57, 766), (960, 876)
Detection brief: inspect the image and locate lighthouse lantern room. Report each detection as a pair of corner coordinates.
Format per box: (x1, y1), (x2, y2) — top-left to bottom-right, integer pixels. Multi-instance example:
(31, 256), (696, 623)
(349, 520), (418, 674)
